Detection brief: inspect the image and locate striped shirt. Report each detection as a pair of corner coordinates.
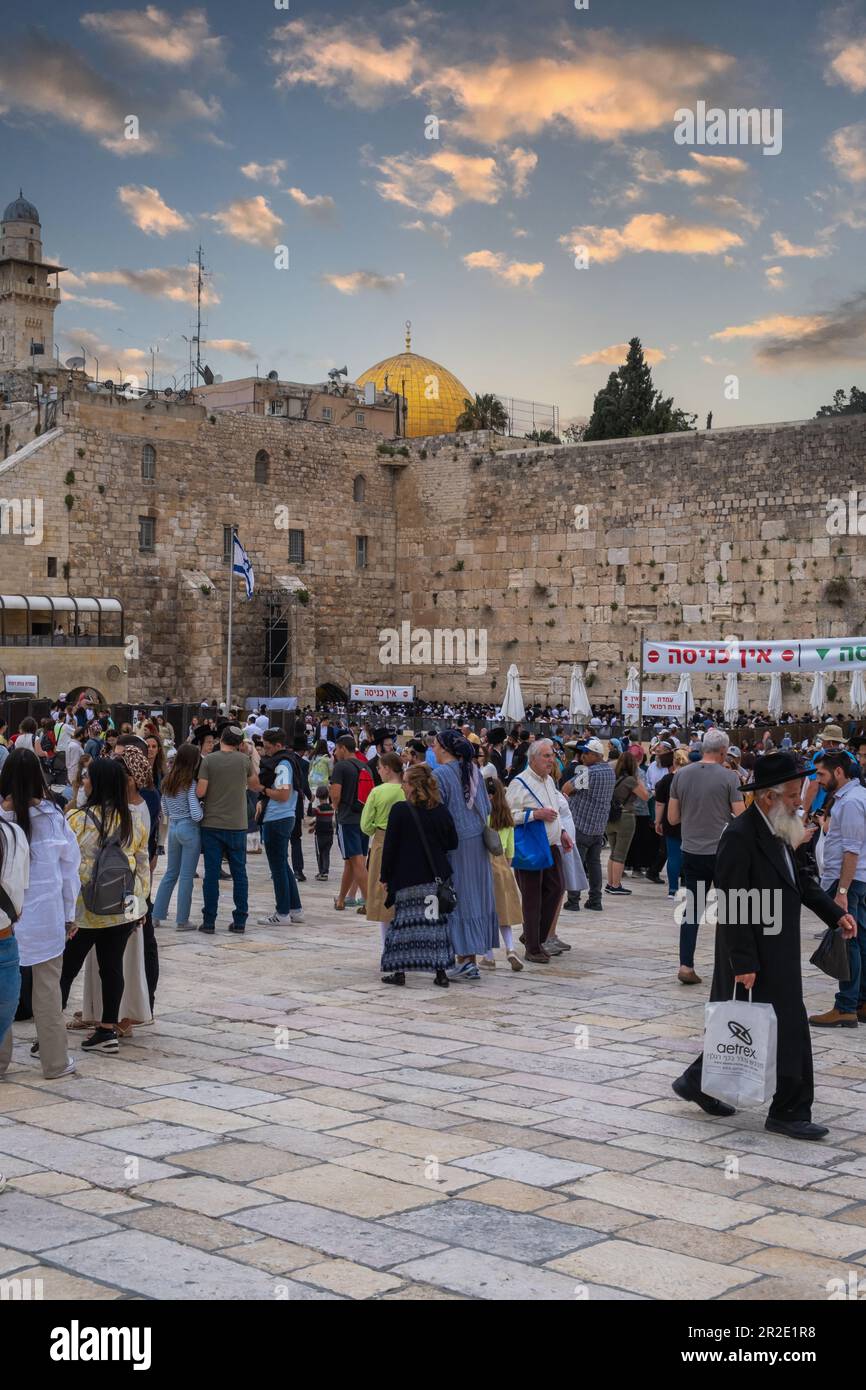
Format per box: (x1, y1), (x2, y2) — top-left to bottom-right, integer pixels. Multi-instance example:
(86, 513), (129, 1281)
(162, 785), (203, 824)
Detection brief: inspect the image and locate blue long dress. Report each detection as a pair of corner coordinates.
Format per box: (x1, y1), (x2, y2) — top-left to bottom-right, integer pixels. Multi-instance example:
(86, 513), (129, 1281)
(433, 761), (499, 957)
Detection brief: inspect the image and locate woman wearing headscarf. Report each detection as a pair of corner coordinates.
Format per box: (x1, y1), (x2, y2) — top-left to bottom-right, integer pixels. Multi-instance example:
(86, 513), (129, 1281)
(433, 728), (499, 982)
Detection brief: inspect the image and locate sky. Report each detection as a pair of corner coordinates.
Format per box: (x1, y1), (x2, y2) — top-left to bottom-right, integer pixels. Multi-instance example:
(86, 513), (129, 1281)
(1, 0), (865, 427)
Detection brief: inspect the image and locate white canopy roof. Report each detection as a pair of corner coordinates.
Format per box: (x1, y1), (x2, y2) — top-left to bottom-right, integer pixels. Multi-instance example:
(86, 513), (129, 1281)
(0, 595), (122, 613)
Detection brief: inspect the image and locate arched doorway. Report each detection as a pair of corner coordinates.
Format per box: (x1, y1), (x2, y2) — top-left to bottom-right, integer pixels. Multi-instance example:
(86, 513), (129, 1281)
(316, 681), (348, 705)
(65, 684), (106, 707)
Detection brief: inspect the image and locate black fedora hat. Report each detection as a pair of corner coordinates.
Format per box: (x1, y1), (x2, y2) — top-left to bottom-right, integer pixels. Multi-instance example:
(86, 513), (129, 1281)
(742, 751), (808, 792)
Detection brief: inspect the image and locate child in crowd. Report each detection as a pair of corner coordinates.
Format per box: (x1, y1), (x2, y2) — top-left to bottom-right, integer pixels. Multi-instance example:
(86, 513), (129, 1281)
(481, 775), (524, 972)
(309, 785), (335, 880)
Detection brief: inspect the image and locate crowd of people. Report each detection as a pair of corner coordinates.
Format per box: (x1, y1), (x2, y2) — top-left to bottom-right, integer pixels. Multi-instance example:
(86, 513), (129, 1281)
(0, 696), (863, 1145)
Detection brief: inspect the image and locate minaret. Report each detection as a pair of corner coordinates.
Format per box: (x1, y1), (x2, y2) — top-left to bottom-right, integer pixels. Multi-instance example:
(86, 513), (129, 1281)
(0, 192), (66, 370)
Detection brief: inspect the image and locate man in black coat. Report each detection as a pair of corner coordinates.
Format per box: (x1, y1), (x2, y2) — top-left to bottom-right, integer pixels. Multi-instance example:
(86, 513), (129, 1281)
(672, 752), (858, 1141)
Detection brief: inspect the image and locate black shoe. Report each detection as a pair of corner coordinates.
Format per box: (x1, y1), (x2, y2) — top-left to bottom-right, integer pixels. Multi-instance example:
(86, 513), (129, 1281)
(671, 1075), (736, 1117)
(81, 1027), (119, 1054)
(295, 872), (307, 882)
(30, 1040), (39, 1056)
(646, 873), (664, 884)
(434, 968), (449, 988)
(765, 1118), (829, 1141)
(564, 896), (581, 912)
(382, 971), (406, 986)
(198, 924), (215, 934)
(219, 871), (232, 881)
(584, 902), (603, 912)
(228, 924), (246, 934)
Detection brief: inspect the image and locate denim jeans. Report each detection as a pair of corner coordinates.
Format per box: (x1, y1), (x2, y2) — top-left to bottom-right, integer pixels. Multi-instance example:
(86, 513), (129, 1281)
(572, 831), (603, 906)
(837, 878), (866, 1014)
(200, 826), (248, 929)
(665, 836), (683, 894)
(0, 935), (21, 1073)
(153, 819), (201, 925)
(680, 850), (717, 968)
(263, 816), (302, 915)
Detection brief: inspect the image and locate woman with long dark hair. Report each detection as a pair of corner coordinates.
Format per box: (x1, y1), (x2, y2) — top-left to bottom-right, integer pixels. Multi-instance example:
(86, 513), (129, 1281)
(433, 728), (499, 981)
(379, 762), (457, 987)
(61, 758), (149, 1053)
(0, 766), (33, 1084)
(152, 742), (202, 930)
(0, 750), (79, 1078)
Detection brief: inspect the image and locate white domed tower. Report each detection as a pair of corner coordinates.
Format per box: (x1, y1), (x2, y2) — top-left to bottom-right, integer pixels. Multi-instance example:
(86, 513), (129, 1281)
(0, 192), (66, 369)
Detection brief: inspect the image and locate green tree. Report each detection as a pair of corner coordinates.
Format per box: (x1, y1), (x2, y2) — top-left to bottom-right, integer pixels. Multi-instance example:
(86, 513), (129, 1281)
(456, 393), (510, 433)
(525, 428), (561, 444)
(815, 387), (866, 417)
(583, 338), (696, 441)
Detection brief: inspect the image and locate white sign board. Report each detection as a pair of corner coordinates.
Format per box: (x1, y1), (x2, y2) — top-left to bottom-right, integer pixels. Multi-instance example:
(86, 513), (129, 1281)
(6, 674), (38, 696)
(350, 683), (415, 704)
(622, 690), (687, 720)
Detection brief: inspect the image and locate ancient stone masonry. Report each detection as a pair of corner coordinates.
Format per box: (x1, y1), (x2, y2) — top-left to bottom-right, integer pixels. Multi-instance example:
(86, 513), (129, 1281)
(0, 397), (864, 708)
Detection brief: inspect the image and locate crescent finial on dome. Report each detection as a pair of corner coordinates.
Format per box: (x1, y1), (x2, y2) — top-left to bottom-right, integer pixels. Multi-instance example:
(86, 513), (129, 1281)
(405, 319), (412, 351)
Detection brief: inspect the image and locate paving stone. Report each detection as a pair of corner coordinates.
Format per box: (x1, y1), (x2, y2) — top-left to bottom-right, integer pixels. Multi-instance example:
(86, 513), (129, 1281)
(736, 1245), (864, 1284)
(549, 1239), (761, 1299)
(333, 1148), (489, 1194)
(129, 1099), (263, 1134)
(291, 1258), (403, 1298)
(14, 1101), (142, 1137)
(227, 1199), (446, 1268)
(0, 1125), (177, 1187)
(130, 1175), (278, 1217)
(3, 1264), (124, 1299)
(45, 1230), (340, 1299)
(115, 1206), (267, 1252)
(255, 1162), (449, 1218)
(0, 1084), (67, 1113)
(168, 1141), (316, 1181)
(638, 1159), (765, 1197)
(0, 1246), (37, 1275)
(393, 1247), (580, 1300)
(623, 1218), (765, 1264)
(238, 1098), (367, 1130)
(563, 1172), (770, 1231)
(228, 1125), (365, 1161)
(151, 1080), (287, 1110)
(386, 1200), (603, 1262)
(9, 1172), (90, 1196)
(218, 1237), (330, 1274)
(85, 1122), (222, 1160)
(733, 1212), (866, 1258)
(716, 1275), (829, 1301)
(536, 1199), (648, 1232)
(453, 1179), (569, 1213)
(327, 1120), (491, 1161)
(535, 1138), (660, 1173)
(736, 1183), (854, 1218)
(291, 1086), (388, 1113)
(379, 1280), (466, 1300)
(54, 1190), (149, 1216)
(454, 1147), (601, 1187)
(0, 1190), (119, 1253)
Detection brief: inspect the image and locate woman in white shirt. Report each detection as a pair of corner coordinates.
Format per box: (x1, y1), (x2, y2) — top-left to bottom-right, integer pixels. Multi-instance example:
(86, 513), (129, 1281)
(0, 750), (72, 1078)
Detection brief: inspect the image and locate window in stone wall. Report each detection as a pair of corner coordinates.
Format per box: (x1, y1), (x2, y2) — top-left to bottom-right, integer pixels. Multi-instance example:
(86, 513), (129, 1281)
(321, 406), (332, 422)
(141, 443), (156, 480)
(138, 516), (156, 553)
(255, 449), (270, 483)
(356, 535), (368, 570)
(353, 474), (366, 504)
(288, 528), (305, 564)
(223, 525), (233, 561)
(47, 556), (57, 578)
(356, 412), (365, 426)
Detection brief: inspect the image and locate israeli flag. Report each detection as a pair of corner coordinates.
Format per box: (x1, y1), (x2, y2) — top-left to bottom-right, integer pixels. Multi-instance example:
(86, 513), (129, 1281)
(232, 534), (254, 599)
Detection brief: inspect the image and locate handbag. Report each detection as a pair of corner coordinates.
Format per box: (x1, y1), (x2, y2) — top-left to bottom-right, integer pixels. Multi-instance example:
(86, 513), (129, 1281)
(511, 776), (554, 871)
(810, 925), (851, 981)
(474, 800), (504, 856)
(406, 801), (457, 916)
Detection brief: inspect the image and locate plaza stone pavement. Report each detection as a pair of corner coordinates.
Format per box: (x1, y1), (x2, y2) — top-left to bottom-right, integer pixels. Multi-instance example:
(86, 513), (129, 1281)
(1, 855), (866, 1304)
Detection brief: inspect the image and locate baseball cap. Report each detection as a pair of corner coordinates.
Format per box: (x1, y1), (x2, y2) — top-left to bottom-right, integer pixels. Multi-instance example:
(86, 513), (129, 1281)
(585, 738), (605, 755)
(728, 746), (741, 758)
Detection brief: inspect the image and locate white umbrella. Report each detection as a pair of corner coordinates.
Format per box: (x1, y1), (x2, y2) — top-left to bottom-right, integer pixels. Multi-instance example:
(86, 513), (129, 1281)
(677, 671), (693, 724)
(569, 663), (593, 725)
(768, 671), (783, 723)
(851, 669), (866, 716)
(723, 671), (739, 725)
(625, 665), (639, 694)
(810, 670), (826, 721)
(500, 663), (525, 724)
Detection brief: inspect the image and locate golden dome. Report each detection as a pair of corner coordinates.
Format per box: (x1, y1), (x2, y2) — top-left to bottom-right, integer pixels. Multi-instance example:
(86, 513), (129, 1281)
(355, 321), (472, 438)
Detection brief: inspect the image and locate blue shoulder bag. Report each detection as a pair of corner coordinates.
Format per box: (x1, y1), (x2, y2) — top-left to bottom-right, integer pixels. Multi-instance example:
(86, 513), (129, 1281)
(511, 776), (555, 871)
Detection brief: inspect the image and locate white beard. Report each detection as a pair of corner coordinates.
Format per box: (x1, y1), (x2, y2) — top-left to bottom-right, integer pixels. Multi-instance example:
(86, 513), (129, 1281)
(767, 801), (807, 848)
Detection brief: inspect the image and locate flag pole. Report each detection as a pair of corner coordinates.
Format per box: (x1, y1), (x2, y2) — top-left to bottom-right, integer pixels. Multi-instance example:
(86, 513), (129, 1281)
(637, 626), (645, 745)
(226, 525), (236, 711)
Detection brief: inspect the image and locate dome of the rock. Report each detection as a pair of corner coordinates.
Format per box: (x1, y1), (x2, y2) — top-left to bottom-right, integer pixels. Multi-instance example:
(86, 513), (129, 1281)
(355, 323), (471, 438)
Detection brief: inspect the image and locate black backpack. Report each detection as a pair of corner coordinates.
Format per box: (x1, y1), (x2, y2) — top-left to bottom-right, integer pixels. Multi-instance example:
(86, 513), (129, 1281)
(80, 810), (136, 917)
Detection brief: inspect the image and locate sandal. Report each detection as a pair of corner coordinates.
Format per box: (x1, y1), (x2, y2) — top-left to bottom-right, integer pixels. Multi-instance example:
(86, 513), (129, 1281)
(116, 1019), (136, 1038)
(333, 898), (345, 911)
(66, 1012), (92, 1031)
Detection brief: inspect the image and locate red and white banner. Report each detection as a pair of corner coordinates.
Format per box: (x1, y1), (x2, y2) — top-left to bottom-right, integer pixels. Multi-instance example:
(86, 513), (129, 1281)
(643, 638), (866, 674)
(350, 683), (415, 704)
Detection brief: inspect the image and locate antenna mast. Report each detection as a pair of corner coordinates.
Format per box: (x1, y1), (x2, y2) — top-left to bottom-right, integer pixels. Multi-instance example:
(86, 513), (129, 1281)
(195, 245), (204, 381)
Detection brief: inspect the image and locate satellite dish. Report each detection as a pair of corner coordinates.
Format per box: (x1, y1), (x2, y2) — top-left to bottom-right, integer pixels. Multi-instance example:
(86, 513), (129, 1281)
(202, 365), (214, 386)
(163, 387), (173, 397)
(85, 382), (100, 393)
(267, 370), (279, 381)
(65, 356), (85, 370)
(103, 380), (114, 390)
(177, 389), (189, 400)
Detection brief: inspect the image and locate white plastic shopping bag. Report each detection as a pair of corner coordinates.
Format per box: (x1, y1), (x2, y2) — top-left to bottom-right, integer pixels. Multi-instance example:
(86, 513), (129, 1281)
(701, 985), (778, 1109)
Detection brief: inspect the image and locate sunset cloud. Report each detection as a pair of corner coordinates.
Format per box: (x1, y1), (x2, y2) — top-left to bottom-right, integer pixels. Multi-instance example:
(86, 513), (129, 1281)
(117, 184), (191, 236)
(462, 249), (544, 285)
(272, 19), (419, 107)
(560, 213), (744, 265)
(286, 187), (336, 219)
(576, 343), (666, 366)
(768, 231), (831, 258)
(240, 160), (286, 187)
(629, 149), (747, 188)
(85, 265), (220, 306)
(207, 195), (283, 247)
(81, 6), (226, 68)
(321, 270), (406, 294)
(400, 219), (452, 244)
(372, 149), (506, 217)
(827, 123), (866, 182)
(507, 147), (538, 196)
(62, 327), (177, 379)
(824, 30), (866, 92)
(206, 339), (257, 359)
(765, 265), (786, 291)
(62, 292), (122, 311)
(711, 313), (830, 343)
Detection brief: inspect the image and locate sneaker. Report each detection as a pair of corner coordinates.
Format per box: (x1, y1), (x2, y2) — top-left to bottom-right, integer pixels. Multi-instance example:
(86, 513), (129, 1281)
(152, 919), (167, 928)
(584, 902), (603, 912)
(290, 912), (305, 924)
(295, 872), (307, 882)
(479, 957), (496, 969)
(548, 936), (572, 951)
(176, 921), (197, 931)
(228, 924), (246, 934)
(44, 1057), (76, 1080)
(605, 884), (632, 895)
(258, 913), (293, 926)
(646, 873), (664, 885)
(198, 924), (215, 934)
(506, 951), (524, 972)
(81, 1028), (119, 1054)
(446, 962), (481, 982)
(563, 896), (581, 913)
(315, 873), (328, 881)
(30, 1040), (39, 1056)
(544, 942), (564, 956)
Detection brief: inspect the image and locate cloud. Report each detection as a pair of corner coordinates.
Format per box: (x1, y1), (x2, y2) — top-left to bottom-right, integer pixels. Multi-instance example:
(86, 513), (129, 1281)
(764, 265), (786, 291)
(419, 36), (735, 144)
(272, 19), (419, 107)
(371, 149), (505, 216)
(206, 339), (257, 360)
(827, 123), (866, 182)
(62, 293), (122, 311)
(576, 343), (666, 366)
(512, 226), (530, 238)
(85, 265), (220, 305)
(824, 28), (866, 92)
(62, 327), (176, 379)
(207, 195), (283, 247)
(176, 89), (223, 122)
(400, 219), (451, 243)
(628, 148), (748, 189)
(321, 270), (406, 294)
(81, 6), (226, 68)
(117, 184), (191, 236)
(768, 231), (832, 258)
(507, 147), (537, 196)
(286, 187), (336, 219)
(692, 193), (762, 228)
(0, 33), (157, 154)
(240, 160), (286, 187)
(462, 249), (544, 285)
(560, 213), (744, 264)
(711, 312), (830, 343)
(715, 293), (866, 364)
